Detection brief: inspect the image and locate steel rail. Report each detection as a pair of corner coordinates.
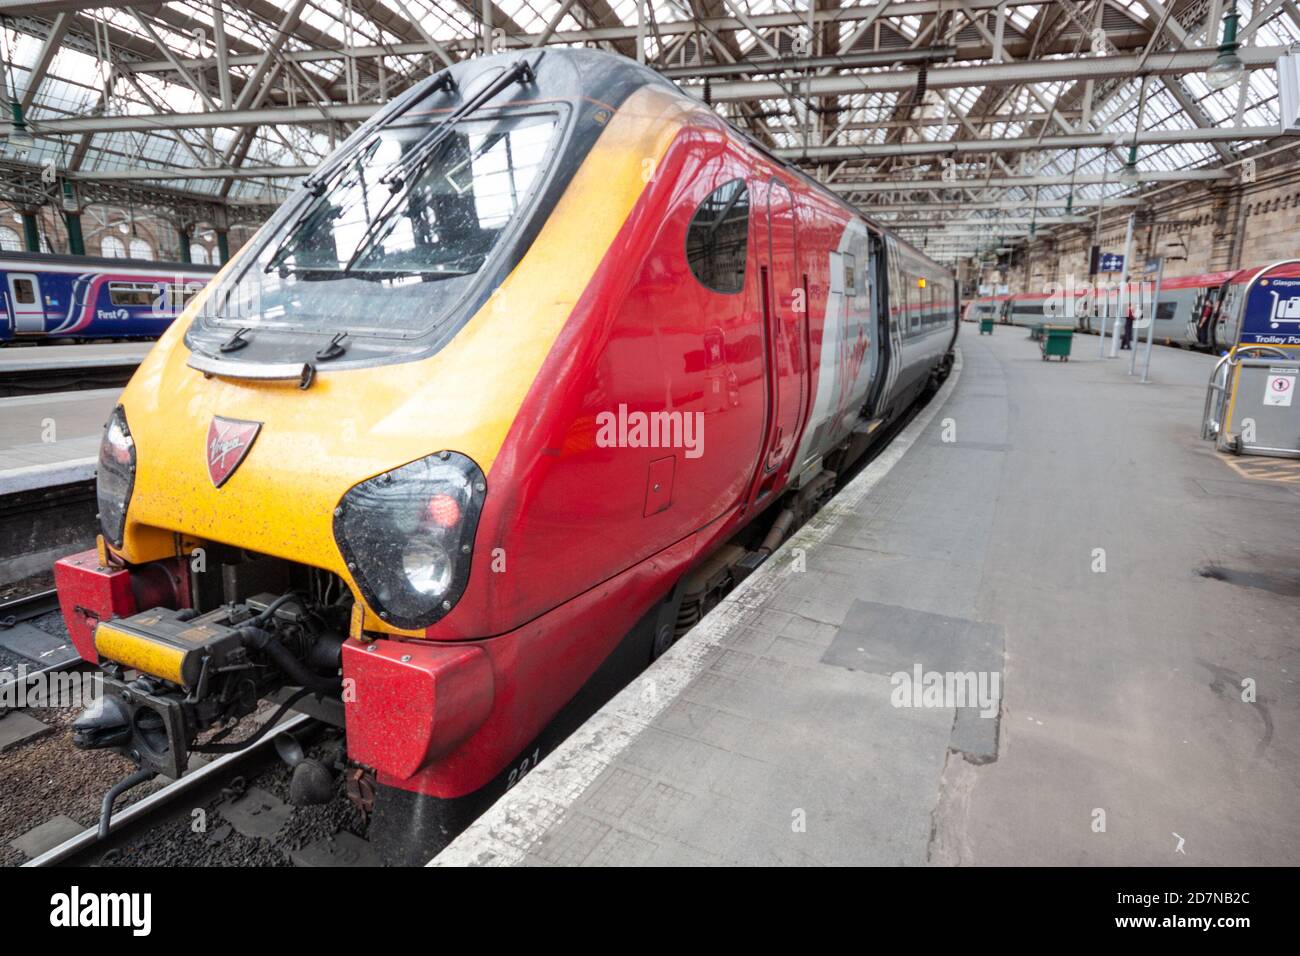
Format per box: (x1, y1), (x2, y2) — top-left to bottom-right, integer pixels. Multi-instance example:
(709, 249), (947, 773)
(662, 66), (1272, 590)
(22, 711), (317, 867)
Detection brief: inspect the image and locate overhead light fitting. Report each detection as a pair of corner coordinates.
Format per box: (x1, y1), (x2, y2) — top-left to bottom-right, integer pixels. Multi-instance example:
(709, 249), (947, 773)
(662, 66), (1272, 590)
(1119, 144), (1141, 185)
(1205, 5), (1245, 91)
(4, 102), (35, 157)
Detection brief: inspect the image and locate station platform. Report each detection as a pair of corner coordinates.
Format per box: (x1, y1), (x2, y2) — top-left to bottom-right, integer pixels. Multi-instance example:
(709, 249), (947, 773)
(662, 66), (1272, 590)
(0, 342), (151, 373)
(0, 388), (118, 495)
(0, 342), (149, 399)
(436, 329), (1300, 866)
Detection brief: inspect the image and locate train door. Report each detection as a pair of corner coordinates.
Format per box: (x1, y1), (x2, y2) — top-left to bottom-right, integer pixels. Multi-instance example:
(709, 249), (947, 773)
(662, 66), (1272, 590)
(864, 232), (893, 418)
(1203, 284), (1225, 348)
(758, 178), (806, 481)
(860, 237), (881, 407)
(7, 272), (45, 333)
(1215, 281), (1241, 350)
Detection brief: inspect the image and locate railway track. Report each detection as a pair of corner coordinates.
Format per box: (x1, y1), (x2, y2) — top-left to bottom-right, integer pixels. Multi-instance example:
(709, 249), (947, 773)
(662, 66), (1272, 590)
(22, 712), (320, 867)
(2, 583), (361, 867)
(0, 588), (86, 701)
(2, 589), (337, 867)
(0, 587), (60, 625)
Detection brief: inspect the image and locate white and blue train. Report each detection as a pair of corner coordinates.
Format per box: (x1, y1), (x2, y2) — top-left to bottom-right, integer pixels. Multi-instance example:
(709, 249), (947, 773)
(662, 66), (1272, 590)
(1, 251), (218, 344)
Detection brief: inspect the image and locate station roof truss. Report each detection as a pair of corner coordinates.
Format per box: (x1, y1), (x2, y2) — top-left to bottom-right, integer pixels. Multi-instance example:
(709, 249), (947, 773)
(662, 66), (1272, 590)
(0, 0), (1297, 263)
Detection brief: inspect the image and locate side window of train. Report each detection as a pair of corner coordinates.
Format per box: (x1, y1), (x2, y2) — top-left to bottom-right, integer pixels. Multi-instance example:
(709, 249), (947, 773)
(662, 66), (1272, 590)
(685, 178), (749, 294)
(13, 278), (36, 304)
(109, 282), (157, 307)
(843, 253), (857, 296)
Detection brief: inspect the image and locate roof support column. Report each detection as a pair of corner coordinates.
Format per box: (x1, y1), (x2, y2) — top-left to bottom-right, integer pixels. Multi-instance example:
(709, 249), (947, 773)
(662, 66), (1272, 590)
(212, 1), (233, 110)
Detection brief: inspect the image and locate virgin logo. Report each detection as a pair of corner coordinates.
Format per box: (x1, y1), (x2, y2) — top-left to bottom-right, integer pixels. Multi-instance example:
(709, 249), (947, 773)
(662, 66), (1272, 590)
(207, 416), (261, 487)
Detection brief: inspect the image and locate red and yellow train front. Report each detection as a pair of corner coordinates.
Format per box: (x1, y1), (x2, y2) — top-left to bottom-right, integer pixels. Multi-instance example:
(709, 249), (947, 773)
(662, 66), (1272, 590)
(56, 52), (816, 860)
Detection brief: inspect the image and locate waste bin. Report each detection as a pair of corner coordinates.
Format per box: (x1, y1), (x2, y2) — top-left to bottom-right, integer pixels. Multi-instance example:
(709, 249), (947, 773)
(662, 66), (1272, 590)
(979, 318), (994, 335)
(1041, 325), (1073, 361)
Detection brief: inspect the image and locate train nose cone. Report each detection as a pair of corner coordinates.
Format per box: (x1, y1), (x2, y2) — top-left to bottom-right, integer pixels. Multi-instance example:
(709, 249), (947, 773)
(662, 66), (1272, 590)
(72, 694), (133, 750)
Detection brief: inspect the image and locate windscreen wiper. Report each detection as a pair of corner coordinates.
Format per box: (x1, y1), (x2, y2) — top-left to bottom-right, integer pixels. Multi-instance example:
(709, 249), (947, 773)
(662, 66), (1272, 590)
(263, 69), (463, 275)
(340, 55), (542, 277)
(315, 332), (348, 361)
(301, 70), (459, 197)
(377, 55), (541, 191)
(219, 327), (252, 352)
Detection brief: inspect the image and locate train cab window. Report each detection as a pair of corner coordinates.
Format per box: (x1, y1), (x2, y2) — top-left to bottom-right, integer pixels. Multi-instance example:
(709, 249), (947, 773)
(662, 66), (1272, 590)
(271, 112), (555, 279)
(217, 110), (563, 342)
(685, 179), (749, 294)
(13, 278), (36, 304)
(843, 253), (857, 295)
(1156, 301), (1177, 320)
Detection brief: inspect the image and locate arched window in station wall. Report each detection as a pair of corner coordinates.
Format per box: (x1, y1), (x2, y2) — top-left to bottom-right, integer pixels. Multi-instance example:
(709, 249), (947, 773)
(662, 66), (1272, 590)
(190, 244), (209, 265)
(128, 237), (152, 260)
(0, 225), (21, 252)
(101, 234), (126, 257)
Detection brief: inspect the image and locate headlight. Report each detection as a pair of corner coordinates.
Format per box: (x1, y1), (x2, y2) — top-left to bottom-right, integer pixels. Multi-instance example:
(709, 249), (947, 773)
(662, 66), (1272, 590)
(334, 452), (486, 629)
(97, 406), (136, 548)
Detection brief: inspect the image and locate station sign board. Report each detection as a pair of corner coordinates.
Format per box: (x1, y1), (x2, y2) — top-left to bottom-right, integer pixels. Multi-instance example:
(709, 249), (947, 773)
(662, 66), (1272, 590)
(1239, 260), (1300, 348)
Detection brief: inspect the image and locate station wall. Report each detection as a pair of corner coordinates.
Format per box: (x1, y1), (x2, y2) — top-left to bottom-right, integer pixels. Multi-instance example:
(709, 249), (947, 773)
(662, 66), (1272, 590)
(0, 200), (255, 264)
(980, 146), (1300, 295)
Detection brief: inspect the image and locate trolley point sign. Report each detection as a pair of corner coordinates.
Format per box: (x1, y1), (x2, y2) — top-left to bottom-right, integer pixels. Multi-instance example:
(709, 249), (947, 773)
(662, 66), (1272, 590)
(1239, 261), (1300, 347)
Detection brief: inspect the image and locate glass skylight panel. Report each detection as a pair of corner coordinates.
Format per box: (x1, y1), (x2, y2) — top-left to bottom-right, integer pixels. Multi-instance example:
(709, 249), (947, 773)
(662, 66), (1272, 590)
(3, 0), (1296, 226)
(1007, 5), (1038, 30)
(496, 0), (567, 33)
(395, 0), (480, 40)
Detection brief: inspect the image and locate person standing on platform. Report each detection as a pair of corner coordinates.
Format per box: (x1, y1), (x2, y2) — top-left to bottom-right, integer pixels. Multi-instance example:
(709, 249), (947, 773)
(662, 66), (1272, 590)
(1196, 299), (1214, 346)
(1121, 306), (1135, 350)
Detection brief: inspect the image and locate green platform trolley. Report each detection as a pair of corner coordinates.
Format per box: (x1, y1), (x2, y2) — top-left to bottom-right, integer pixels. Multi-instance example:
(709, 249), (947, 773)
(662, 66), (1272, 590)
(979, 317), (994, 335)
(1041, 325), (1073, 361)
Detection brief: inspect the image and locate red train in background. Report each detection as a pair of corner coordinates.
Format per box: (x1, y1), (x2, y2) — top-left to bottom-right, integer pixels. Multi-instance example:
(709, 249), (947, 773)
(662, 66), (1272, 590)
(965, 263), (1300, 350)
(58, 49), (958, 863)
